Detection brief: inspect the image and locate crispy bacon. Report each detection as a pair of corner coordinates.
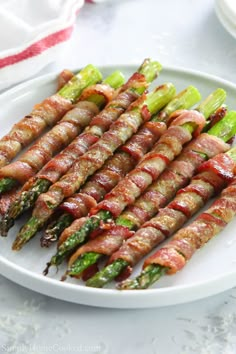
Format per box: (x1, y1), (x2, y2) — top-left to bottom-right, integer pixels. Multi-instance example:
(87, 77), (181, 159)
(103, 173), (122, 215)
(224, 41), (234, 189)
(35, 133), (99, 184)
(108, 152), (235, 275)
(58, 121), (166, 216)
(143, 247), (186, 274)
(57, 69), (74, 90)
(145, 177), (236, 274)
(170, 109), (205, 137)
(0, 95), (73, 167)
(0, 189), (19, 215)
(0, 101), (100, 184)
(68, 226), (134, 267)
(197, 153), (235, 181)
(119, 134), (230, 228)
(208, 106), (228, 128)
(79, 84), (114, 105)
(60, 193), (97, 219)
(109, 226), (165, 267)
(184, 133), (229, 158)
(21, 88), (140, 190)
(90, 118), (201, 218)
(32, 92), (151, 223)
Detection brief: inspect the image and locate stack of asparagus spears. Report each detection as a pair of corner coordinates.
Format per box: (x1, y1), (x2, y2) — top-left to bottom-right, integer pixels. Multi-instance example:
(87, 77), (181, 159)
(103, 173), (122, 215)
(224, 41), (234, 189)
(0, 58), (235, 291)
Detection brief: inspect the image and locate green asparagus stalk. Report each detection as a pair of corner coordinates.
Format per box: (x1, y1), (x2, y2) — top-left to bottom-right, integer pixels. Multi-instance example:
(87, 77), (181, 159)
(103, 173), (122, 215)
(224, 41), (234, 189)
(44, 85), (202, 246)
(116, 264), (166, 290)
(57, 65), (103, 101)
(196, 88), (226, 118)
(0, 71), (125, 236)
(86, 112), (236, 288)
(157, 85), (203, 122)
(13, 76), (170, 252)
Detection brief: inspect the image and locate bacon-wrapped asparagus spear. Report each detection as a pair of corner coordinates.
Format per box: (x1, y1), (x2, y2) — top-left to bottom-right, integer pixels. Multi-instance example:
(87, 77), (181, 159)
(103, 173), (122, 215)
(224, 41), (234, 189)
(0, 65), (103, 170)
(86, 146), (236, 288)
(0, 72), (125, 196)
(116, 106), (230, 229)
(13, 76), (168, 250)
(43, 106), (210, 274)
(1, 60), (159, 234)
(120, 152), (236, 290)
(63, 109), (234, 280)
(42, 85), (201, 246)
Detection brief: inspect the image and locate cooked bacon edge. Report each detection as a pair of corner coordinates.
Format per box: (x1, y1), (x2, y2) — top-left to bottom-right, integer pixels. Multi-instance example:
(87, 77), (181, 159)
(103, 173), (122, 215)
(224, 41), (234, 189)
(144, 177), (236, 274)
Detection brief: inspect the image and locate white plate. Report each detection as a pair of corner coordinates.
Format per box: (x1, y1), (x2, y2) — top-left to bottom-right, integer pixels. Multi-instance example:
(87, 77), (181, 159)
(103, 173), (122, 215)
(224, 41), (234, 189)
(0, 65), (236, 309)
(215, 0), (236, 40)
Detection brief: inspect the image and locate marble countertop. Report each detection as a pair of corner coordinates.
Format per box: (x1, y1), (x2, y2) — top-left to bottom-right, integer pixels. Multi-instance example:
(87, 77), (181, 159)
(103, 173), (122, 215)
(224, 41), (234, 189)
(1, 0), (236, 353)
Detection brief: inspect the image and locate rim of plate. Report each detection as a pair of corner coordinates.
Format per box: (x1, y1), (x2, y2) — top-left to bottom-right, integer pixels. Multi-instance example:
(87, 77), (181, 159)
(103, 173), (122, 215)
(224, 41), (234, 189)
(1, 64), (236, 308)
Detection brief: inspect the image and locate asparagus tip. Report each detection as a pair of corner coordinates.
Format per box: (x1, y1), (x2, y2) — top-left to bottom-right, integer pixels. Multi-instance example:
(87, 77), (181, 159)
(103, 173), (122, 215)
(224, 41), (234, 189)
(43, 262), (52, 276)
(12, 238), (24, 251)
(0, 214), (14, 237)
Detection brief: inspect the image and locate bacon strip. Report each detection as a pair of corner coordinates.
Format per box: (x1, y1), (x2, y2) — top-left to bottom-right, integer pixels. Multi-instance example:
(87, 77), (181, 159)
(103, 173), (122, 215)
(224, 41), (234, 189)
(59, 121), (167, 218)
(68, 226), (134, 267)
(0, 94), (73, 168)
(20, 85), (140, 190)
(0, 189), (20, 216)
(108, 152), (235, 275)
(0, 101), (101, 184)
(58, 217), (89, 247)
(144, 176), (236, 274)
(120, 134), (229, 227)
(57, 70), (74, 90)
(32, 88), (150, 223)
(90, 111), (205, 218)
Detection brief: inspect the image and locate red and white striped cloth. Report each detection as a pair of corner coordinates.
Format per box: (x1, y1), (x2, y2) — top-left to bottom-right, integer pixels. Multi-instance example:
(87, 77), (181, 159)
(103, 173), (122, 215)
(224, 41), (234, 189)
(0, 0), (106, 90)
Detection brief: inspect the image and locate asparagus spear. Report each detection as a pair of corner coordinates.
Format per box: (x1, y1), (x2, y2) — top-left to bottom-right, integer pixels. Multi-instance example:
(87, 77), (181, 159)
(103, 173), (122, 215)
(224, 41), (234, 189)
(0, 71), (125, 235)
(44, 85), (202, 246)
(118, 149), (236, 290)
(45, 90), (226, 276)
(13, 76), (170, 252)
(85, 113), (236, 288)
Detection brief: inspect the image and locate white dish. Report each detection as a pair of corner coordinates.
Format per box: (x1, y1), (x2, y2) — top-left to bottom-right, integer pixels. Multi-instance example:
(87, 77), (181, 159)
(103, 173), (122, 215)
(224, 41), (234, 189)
(0, 65), (236, 309)
(215, 0), (236, 40)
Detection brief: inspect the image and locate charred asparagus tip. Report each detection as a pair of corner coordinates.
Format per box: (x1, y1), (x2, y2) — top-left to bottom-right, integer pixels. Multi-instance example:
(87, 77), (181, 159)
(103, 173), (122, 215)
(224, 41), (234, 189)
(0, 215), (14, 237)
(12, 216), (42, 251)
(43, 262), (52, 276)
(40, 232), (58, 248)
(41, 213), (74, 248)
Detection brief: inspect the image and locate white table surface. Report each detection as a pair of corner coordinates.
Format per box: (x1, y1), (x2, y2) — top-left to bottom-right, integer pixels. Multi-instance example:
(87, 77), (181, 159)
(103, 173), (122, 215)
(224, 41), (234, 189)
(1, 0), (236, 353)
